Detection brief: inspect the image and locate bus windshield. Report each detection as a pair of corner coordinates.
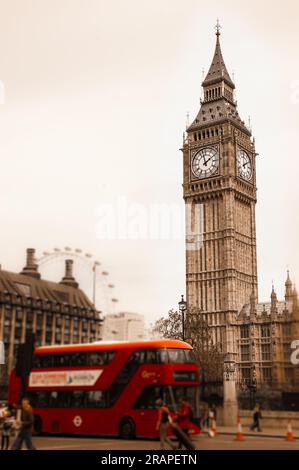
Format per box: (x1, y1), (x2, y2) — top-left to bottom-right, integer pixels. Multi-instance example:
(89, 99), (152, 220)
(158, 348), (196, 364)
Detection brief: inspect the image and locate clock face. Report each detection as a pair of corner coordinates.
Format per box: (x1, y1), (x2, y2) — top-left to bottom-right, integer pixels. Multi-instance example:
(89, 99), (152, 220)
(191, 147), (219, 179)
(237, 149), (252, 181)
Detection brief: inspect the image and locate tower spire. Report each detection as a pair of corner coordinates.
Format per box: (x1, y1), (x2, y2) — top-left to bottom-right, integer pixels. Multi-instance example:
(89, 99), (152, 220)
(271, 283), (277, 312)
(215, 18), (221, 37)
(187, 22), (250, 135)
(285, 269), (293, 301)
(202, 22), (235, 89)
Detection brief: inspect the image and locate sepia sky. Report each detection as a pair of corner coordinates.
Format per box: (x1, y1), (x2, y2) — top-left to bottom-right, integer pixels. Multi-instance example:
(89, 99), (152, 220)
(0, 0), (298, 325)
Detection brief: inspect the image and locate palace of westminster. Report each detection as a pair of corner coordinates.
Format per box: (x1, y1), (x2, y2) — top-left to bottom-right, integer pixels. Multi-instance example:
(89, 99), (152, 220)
(0, 24), (298, 399)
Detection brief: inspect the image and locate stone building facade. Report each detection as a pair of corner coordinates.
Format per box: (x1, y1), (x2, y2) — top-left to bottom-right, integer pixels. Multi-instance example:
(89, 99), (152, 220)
(0, 248), (102, 382)
(235, 273), (299, 391)
(182, 25), (299, 394)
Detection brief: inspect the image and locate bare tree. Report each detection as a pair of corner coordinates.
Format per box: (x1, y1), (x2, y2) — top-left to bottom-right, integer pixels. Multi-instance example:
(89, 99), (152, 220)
(151, 305), (223, 385)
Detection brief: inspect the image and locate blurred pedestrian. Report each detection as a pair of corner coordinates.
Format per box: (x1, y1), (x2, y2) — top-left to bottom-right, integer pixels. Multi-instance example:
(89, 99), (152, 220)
(199, 401), (209, 430)
(11, 398), (37, 450)
(0, 403), (7, 421)
(176, 399), (193, 448)
(208, 404), (215, 429)
(1, 411), (14, 450)
(249, 404), (262, 432)
(155, 399), (176, 450)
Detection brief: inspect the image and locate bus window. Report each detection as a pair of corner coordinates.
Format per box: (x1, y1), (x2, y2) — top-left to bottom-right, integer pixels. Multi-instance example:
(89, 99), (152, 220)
(31, 355), (41, 368)
(71, 352), (86, 366)
(133, 385), (173, 410)
(128, 350), (143, 365)
(184, 349), (196, 363)
(29, 391), (49, 408)
(49, 391), (59, 408)
(86, 390), (106, 408)
(145, 349), (157, 363)
(106, 350), (116, 363)
(71, 391), (86, 408)
(52, 354), (70, 367)
(32, 350), (117, 369)
(133, 385), (165, 410)
(169, 386), (197, 411)
(41, 355), (54, 368)
(168, 349), (186, 364)
(158, 349), (168, 363)
(156, 348), (196, 364)
(89, 351), (106, 366)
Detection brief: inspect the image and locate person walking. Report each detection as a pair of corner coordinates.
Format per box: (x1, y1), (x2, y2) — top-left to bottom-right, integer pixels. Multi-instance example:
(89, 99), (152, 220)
(1, 411), (14, 450)
(207, 404), (215, 430)
(249, 404), (262, 432)
(199, 401), (209, 430)
(176, 399), (193, 449)
(10, 398), (37, 450)
(155, 399), (176, 450)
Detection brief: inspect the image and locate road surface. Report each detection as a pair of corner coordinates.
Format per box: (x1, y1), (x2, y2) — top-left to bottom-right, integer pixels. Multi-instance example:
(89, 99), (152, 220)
(13, 433), (297, 451)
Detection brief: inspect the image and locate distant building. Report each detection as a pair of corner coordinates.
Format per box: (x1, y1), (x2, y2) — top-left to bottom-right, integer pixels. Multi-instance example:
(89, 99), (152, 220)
(102, 312), (145, 341)
(0, 248), (102, 390)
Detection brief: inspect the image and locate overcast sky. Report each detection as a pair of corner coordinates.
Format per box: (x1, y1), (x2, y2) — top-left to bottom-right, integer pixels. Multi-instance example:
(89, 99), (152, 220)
(0, 0), (298, 325)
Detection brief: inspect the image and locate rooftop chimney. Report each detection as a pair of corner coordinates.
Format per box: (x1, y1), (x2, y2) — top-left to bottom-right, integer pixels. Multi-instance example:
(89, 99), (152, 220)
(20, 248), (41, 280)
(60, 259), (78, 288)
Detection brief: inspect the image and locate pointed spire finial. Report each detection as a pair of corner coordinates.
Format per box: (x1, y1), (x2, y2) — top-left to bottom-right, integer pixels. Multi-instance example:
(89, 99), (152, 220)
(215, 19), (221, 37)
(186, 111), (190, 129)
(248, 116), (251, 131)
(286, 269), (292, 286)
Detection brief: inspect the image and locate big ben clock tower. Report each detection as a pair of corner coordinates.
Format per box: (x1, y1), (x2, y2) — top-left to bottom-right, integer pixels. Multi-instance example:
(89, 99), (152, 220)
(182, 24), (258, 351)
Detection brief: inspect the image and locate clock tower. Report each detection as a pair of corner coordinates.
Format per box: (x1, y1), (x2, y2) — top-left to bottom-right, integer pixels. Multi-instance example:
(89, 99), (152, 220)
(182, 25), (258, 351)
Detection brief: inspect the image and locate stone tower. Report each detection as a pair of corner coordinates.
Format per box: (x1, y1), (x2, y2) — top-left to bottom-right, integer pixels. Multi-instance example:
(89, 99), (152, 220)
(182, 25), (258, 351)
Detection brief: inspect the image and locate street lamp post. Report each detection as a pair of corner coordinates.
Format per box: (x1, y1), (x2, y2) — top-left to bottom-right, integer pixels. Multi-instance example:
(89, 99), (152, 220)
(92, 261), (101, 307)
(178, 295), (187, 341)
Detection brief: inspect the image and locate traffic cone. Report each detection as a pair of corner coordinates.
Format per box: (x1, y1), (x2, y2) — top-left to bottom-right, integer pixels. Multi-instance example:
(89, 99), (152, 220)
(286, 417), (294, 441)
(235, 415), (244, 441)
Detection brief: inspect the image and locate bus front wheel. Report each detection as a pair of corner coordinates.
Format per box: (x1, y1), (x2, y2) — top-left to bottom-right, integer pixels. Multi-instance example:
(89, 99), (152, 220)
(119, 417), (136, 439)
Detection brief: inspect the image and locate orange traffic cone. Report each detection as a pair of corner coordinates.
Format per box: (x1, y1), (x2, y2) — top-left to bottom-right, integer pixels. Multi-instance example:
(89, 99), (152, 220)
(286, 417), (294, 441)
(211, 417), (217, 436)
(235, 415), (244, 441)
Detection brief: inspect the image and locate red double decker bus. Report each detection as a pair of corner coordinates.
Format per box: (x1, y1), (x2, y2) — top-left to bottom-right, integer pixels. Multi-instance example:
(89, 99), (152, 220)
(8, 339), (200, 438)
